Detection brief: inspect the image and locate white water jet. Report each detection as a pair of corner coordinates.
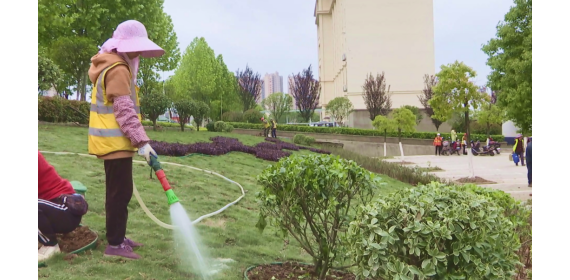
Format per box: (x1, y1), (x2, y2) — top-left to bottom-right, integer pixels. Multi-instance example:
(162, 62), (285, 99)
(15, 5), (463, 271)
(170, 202), (212, 280)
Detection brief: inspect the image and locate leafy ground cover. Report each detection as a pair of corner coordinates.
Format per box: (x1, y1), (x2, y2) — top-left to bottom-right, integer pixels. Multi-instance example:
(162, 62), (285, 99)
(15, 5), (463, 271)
(37, 124), (411, 279)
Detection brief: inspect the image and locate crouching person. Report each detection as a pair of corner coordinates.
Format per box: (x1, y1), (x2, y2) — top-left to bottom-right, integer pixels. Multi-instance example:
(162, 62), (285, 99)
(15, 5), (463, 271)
(38, 151), (88, 262)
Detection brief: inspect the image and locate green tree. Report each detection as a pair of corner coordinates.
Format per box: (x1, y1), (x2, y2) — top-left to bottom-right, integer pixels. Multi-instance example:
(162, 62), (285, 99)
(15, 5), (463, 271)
(173, 99), (195, 132)
(402, 105), (423, 125)
(372, 115), (395, 144)
(49, 36), (98, 101)
(262, 93), (293, 122)
(38, 55), (62, 94)
(482, 0), (532, 134)
(390, 107), (417, 143)
(192, 101), (210, 131)
(140, 91), (171, 131)
(171, 37), (219, 104)
(326, 97), (354, 126)
(214, 54), (241, 120)
(430, 61), (485, 144)
(476, 92), (506, 137)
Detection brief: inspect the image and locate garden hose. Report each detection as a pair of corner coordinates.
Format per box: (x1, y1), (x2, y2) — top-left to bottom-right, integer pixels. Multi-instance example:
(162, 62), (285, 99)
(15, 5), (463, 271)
(39, 151), (246, 229)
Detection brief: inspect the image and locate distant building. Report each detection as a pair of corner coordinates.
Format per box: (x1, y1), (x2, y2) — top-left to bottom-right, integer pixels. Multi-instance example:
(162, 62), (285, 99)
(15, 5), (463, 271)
(262, 72), (284, 100)
(314, 0), (443, 131)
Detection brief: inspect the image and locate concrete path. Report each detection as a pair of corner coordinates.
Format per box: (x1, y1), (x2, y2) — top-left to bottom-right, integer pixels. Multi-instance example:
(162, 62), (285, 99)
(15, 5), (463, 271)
(384, 152), (532, 200)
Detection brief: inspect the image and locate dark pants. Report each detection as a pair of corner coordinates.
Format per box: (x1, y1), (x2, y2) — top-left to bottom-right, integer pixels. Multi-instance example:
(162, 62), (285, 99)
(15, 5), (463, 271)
(527, 163), (532, 184)
(271, 128), (277, 138)
(435, 145), (442, 155)
(104, 157), (133, 246)
(515, 151), (525, 166)
(462, 145), (467, 155)
(38, 196), (82, 246)
(263, 128), (269, 137)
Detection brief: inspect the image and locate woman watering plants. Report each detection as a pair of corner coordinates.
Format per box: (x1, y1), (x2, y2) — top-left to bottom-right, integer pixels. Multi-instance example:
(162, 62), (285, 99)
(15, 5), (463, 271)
(88, 20), (164, 259)
(38, 151), (88, 262)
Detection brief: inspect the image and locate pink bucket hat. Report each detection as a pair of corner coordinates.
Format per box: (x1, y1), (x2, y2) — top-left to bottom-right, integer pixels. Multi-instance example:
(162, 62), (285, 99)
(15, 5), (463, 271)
(99, 20), (165, 58)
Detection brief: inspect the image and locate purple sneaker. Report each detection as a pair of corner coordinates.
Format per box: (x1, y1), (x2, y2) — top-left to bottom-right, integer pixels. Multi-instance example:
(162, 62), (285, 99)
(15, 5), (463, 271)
(104, 243), (140, 259)
(124, 237), (143, 248)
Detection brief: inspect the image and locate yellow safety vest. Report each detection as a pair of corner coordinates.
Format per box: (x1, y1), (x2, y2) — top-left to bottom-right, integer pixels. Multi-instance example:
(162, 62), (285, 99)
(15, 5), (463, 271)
(88, 62), (142, 156)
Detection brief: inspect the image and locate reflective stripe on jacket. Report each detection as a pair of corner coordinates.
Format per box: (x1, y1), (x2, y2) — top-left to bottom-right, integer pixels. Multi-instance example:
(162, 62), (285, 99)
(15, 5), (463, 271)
(88, 62), (141, 156)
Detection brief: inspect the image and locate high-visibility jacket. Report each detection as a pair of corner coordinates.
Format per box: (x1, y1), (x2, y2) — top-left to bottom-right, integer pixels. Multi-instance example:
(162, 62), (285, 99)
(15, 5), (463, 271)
(272, 120), (277, 129)
(88, 62), (141, 156)
(263, 120), (270, 128)
(433, 137), (443, 146)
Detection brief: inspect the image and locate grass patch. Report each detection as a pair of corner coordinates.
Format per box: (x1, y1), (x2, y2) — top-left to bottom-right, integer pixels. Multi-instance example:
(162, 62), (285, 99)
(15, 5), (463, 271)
(417, 166), (444, 172)
(323, 147), (448, 186)
(38, 124), (412, 279)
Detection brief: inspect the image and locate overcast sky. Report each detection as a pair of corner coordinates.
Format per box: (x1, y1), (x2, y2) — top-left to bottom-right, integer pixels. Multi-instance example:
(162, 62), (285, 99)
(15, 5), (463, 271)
(162, 0), (515, 92)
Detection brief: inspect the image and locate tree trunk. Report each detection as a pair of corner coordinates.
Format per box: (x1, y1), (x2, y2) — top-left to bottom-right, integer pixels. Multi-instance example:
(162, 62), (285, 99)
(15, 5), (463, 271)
(398, 128), (402, 143)
(486, 122), (490, 138)
(152, 119), (157, 131)
(464, 105), (470, 145)
(180, 118), (185, 132)
(384, 129), (387, 143)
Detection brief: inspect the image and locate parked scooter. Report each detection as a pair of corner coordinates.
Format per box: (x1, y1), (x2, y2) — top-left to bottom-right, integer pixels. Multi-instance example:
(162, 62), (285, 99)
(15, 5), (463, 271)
(471, 140), (495, 156)
(450, 141), (462, 155)
(441, 139), (451, 155)
(486, 137), (501, 154)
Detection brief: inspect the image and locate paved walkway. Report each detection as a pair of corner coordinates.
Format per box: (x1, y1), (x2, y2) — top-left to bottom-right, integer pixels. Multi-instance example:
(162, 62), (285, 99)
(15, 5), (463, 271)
(385, 152), (532, 200)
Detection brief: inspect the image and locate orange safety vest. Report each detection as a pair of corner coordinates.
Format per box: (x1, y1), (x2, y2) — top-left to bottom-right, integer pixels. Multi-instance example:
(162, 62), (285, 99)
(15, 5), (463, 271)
(433, 137), (442, 146)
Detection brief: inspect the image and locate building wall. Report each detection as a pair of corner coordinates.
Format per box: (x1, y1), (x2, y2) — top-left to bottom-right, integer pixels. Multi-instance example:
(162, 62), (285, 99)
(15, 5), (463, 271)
(315, 0), (436, 130)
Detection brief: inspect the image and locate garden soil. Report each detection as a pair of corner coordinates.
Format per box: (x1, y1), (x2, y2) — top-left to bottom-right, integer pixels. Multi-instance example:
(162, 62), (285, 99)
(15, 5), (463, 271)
(247, 262), (357, 280)
(56, 226), (97, 253)
(456, 176), (496, 184)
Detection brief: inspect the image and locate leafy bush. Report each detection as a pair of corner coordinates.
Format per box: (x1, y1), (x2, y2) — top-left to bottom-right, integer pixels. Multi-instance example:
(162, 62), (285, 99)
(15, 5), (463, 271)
(205, 122), (215, 132)
(256, 154), (380, 279)
(141, 120), (192, 128)
(461, 185), (532, 279)
(293, 134), (315, 146)
(222, 111), (244, 123)
(38, 96), (90, 124)
(226, 122), (505, 142)
(213, 121), (234, 132)
(140, 91), (171, 131)
(243, 109), (264, 124)
(347, 182), (520, 279)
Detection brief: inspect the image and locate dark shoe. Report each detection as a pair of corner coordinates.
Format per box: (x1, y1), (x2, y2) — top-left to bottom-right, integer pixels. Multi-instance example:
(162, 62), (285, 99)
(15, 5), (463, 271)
(124, 237), (143, 248)
(528, 184), (532, 188)
(104, 243), (140, 259)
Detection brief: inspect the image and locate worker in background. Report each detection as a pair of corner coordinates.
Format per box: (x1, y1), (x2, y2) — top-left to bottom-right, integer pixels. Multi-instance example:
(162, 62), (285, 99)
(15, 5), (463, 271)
(262, 117), (270, 137)
(38, 151), (88, 262)
(513, 134), (525, 166)
(462, 133), (468, 155)
(433, 133), (443, 156)
(451, 129), (457, 143)
(271, 118), (277, 138)
(526, 137), (532, 187)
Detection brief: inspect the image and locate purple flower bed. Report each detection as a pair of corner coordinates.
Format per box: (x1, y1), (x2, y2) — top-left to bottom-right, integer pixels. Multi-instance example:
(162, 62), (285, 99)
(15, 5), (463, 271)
(149, 136), (328, 162)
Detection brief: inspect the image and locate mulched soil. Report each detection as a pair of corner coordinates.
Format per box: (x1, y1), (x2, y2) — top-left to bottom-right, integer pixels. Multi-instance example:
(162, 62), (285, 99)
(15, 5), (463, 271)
(247, 262), (356, 280)
(55, 226), (97, 253)
(456, 176), (497, 185)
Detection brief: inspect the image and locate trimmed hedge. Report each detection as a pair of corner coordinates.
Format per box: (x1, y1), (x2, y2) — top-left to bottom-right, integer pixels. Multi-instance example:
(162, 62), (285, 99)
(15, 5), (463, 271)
(227, 122), (505, 142)
(38, 96), (90, 124)
(141, 120), (192, 128)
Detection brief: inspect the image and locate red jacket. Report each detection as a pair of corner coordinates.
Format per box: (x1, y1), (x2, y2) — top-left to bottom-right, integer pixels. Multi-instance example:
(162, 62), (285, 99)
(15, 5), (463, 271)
(38, 151), (75, 201)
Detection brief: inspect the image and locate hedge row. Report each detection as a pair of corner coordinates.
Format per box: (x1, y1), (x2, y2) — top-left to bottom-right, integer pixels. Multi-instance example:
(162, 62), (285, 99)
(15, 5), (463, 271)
(227, 122), (505, 142)
(39, 96), (91, 124)
(141, 120), (192, 128)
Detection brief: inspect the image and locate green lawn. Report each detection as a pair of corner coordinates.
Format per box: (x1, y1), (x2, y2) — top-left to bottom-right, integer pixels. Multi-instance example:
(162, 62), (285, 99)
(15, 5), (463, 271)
(38, 124), (411, 279)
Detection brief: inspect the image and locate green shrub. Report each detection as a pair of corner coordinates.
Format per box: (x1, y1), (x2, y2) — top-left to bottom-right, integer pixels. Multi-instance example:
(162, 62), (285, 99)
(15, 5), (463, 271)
(243, 109), (263, 124)
(221, 111), (244, 123)
(226, 122), (505, 142)
(213, 121), (234, 132)
(256, 154), (380, 279)
(38, 96), (90, 124)
(205, 122), (215, 132)
(293, 134), (315, 146)
(347, 182), (520, 279)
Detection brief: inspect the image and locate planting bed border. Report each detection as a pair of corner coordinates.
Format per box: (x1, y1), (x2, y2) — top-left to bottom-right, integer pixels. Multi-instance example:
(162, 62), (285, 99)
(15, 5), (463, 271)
(38, 225), (98, 268)
(244, 262), (352, 280)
